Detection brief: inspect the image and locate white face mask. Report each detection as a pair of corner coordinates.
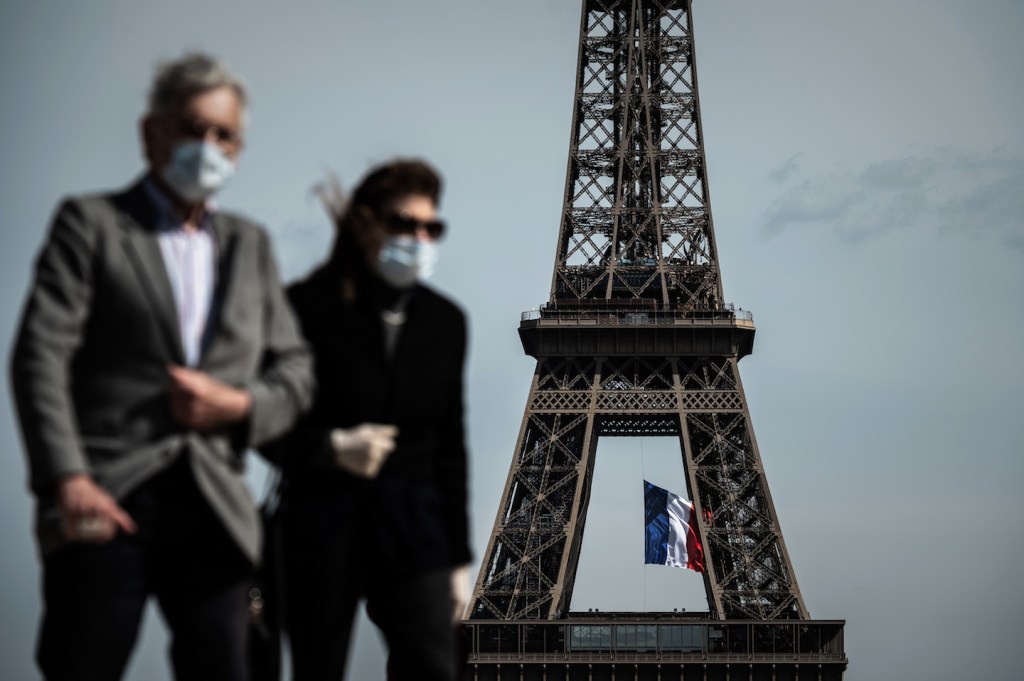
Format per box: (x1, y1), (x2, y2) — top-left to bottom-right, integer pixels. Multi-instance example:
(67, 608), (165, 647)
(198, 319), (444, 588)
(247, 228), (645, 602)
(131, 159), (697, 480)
(376, 236), (440, 288)
(160, 140), (236, 202)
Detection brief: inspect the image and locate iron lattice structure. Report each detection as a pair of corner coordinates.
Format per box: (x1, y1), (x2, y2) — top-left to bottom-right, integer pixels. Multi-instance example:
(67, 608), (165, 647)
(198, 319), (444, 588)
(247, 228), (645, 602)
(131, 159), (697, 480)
(465, 1), (846, 679)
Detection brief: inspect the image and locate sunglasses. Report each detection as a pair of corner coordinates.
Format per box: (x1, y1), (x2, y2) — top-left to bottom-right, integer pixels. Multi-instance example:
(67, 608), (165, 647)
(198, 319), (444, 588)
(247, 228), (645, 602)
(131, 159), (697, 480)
(383, 213), (446, 240)
(171, 117), (243, 145)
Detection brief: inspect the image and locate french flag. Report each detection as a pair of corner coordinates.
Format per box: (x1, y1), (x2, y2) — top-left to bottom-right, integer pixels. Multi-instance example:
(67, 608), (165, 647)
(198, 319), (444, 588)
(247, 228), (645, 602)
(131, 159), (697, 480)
(643, 480), (705, 573)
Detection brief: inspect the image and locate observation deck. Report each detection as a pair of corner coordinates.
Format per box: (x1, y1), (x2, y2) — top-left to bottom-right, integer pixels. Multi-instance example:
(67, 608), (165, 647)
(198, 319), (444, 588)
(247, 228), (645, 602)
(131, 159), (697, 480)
(518, 304), (756, 360)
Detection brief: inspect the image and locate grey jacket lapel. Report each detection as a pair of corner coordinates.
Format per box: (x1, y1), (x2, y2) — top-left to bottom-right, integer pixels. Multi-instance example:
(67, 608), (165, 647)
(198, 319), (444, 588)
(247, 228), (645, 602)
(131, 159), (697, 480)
(199, 213), (240, 365)
(116, 183), (186, 365)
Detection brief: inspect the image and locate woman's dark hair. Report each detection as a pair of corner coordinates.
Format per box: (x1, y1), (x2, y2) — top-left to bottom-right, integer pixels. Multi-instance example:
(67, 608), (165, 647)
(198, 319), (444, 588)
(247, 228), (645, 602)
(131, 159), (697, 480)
(319, 159), (442, 293)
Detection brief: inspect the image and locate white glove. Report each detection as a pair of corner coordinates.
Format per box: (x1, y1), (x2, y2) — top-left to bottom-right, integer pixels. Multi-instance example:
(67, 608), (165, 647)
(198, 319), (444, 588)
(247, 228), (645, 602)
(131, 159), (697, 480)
(329, 423), (398, 478)
(450, 564), (472, 622)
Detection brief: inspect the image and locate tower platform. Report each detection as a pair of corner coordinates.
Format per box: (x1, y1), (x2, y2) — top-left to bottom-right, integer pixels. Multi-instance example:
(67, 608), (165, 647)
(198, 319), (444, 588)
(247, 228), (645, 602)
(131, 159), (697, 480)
(519, 306), (755, 359)
(465, 616), (847, 681)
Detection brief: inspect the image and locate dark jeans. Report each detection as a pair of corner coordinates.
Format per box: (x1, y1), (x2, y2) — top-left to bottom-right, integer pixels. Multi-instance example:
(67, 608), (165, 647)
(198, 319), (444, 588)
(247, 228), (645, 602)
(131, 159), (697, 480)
(283, 479), (459, 681)
(280, 489), (456, 679)
(36, 459), (253, 681)
(287, 565), (455, 681)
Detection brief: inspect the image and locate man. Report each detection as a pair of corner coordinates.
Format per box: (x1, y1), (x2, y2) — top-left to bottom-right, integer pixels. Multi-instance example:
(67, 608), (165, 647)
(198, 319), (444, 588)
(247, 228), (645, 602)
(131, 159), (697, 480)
(10, 53), (313, 681)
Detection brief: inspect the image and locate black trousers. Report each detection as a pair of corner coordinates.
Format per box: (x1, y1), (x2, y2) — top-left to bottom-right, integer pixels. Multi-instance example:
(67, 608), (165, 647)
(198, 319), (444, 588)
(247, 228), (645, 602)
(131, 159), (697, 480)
(36, 459), (253, 681)
(283, 491), (457, 681)
(286, 565), (455, 681)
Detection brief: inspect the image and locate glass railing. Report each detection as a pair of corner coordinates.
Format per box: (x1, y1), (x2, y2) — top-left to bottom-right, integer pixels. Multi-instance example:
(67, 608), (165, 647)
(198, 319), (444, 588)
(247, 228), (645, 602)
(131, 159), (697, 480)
(520, 306), (753, 324)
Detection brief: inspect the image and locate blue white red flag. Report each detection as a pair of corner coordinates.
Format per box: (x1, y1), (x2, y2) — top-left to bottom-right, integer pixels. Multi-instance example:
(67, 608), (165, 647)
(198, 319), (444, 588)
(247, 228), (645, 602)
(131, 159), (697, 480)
(643, 480), (705, 573)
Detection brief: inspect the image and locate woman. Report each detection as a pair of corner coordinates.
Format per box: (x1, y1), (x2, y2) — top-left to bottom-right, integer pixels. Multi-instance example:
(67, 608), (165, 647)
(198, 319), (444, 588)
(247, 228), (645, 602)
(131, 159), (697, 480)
(277, 159), (471, 680)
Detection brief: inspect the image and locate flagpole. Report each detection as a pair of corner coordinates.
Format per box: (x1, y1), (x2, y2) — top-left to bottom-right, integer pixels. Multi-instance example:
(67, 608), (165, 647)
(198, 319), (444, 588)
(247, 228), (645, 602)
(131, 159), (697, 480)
(641, 439), (647, 612)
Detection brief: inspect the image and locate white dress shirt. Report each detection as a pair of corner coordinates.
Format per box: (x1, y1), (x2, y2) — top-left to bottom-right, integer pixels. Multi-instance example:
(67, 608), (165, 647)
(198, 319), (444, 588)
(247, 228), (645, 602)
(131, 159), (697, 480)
(143, 178), (217, 367)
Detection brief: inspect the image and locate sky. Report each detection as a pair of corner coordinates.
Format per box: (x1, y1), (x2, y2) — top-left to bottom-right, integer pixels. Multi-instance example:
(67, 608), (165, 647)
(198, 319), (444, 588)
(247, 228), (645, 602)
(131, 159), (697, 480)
(1, 1), (1022, 679)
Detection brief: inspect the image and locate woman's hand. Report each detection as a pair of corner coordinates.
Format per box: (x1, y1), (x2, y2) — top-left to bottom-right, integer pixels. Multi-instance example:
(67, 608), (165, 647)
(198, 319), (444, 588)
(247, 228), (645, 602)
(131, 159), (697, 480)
(329, 424), (398, 478)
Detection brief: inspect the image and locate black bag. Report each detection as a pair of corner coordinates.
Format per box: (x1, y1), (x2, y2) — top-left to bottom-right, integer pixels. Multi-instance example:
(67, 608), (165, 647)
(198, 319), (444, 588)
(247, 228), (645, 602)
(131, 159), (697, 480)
(248, 473), (286, 681)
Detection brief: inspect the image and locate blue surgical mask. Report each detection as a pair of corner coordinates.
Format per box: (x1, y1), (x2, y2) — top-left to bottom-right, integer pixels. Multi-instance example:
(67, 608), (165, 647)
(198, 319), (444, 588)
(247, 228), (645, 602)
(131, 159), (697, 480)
(376, 236), (440, 288)
(160, 140), (236, 202)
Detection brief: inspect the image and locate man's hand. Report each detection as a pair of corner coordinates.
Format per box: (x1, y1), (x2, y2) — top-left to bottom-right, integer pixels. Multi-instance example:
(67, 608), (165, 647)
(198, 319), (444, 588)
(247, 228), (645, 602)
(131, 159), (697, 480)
(168, 365), (252, 431)
(450, 564), (472, 622)
(58, 474), (137, 543)
(329, 424), (398, 478)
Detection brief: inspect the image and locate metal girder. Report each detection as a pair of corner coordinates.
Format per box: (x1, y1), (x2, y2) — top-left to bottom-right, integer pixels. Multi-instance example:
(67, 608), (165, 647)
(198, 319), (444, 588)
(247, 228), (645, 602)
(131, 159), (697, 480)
(468, 356), (808, 621)
(551, 0), (723, 311)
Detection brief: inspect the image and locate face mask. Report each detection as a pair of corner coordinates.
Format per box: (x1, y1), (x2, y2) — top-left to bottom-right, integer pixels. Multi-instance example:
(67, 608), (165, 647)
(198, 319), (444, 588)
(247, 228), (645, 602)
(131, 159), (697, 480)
(376, 236), (440, 288)
(160, 140), (236, 202)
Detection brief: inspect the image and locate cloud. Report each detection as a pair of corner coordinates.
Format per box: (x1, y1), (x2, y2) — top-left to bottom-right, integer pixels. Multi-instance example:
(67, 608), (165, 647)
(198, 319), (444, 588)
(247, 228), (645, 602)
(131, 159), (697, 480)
(935, 154), (1024, 245)
(767, 154), (801, 183)
(762, 148), (1024, 249)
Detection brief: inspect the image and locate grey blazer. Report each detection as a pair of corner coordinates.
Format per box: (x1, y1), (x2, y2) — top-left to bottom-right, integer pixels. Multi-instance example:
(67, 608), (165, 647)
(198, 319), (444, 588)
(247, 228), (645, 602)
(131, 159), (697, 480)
(10, 179), (314, 562)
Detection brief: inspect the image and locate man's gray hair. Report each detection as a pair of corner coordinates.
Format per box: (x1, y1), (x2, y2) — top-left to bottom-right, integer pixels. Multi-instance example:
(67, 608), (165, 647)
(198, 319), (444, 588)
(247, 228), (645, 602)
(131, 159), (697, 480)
(147, 52), (247, 120)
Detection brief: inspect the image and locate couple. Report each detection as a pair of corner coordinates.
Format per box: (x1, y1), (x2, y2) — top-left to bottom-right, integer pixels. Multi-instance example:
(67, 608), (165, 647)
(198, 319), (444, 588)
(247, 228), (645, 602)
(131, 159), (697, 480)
(10, 53), (470, 681)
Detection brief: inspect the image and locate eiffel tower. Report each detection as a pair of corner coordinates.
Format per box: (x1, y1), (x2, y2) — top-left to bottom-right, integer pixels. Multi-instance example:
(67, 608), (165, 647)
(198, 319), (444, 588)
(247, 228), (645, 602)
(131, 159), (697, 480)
(463, 1), (847, 679)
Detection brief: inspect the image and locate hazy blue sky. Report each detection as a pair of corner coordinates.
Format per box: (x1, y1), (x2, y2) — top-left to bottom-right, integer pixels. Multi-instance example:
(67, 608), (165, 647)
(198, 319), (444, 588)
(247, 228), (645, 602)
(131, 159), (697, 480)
(1, 1), (1022, 679)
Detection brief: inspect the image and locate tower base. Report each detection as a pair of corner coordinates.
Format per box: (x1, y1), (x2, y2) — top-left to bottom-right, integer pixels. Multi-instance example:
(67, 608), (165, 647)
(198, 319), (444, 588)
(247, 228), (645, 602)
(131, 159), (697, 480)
(463, 616), (847, 681)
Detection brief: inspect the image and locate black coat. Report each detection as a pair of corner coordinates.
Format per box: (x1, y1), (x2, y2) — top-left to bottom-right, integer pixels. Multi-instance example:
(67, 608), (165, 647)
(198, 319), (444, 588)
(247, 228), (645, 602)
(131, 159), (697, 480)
(279, 271), (471, 574)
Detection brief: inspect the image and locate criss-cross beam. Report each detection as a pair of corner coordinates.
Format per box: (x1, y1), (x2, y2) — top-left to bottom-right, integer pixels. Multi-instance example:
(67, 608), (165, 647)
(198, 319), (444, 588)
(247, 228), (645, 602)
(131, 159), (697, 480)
(551, 0), (722, 311)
